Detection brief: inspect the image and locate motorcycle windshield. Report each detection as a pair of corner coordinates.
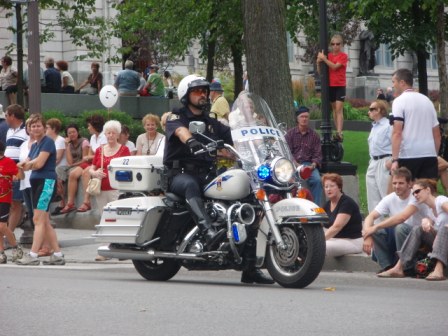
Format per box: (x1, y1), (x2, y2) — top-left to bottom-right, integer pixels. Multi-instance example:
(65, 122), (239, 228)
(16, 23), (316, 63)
(229, 92), (293, 169)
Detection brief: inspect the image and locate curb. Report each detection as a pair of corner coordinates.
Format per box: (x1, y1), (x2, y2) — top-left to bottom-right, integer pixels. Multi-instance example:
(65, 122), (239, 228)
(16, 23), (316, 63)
(323, 253), (380, 273)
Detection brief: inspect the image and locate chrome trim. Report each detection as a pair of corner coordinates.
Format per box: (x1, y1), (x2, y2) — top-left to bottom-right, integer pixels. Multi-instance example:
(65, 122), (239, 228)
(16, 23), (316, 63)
(226, 203), (242, 264)
(177, 226), (200, 254)
(97, 245), (225, 261)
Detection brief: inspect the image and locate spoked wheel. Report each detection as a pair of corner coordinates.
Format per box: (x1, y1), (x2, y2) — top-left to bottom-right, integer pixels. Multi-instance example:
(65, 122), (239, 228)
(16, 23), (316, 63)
(133, 259), (181, 281)
(266, 225), (325, 288)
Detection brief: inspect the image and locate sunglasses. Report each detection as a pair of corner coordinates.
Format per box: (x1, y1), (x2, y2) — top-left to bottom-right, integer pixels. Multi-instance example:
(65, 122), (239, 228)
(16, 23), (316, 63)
(331, 43), (341, 46)
(190, 88), (208, 95)
(368, 107), (377, 112)
(412, 188), (423, 196)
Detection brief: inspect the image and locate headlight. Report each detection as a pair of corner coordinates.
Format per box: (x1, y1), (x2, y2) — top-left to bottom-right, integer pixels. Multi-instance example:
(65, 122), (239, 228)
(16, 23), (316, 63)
(271, 157), (294, 184)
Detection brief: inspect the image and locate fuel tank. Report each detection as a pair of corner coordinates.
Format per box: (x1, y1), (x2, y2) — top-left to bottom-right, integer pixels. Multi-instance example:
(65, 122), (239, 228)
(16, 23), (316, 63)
(203, 169), (251, 200)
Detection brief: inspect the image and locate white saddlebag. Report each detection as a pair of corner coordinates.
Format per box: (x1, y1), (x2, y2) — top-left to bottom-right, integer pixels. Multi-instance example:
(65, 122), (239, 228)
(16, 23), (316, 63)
(93, 196), (166, 245)
(109, 155), (163, 192)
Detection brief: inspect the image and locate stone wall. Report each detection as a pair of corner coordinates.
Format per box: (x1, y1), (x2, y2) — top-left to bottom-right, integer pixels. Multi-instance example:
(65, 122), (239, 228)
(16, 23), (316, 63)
(0, 91), (182, 118)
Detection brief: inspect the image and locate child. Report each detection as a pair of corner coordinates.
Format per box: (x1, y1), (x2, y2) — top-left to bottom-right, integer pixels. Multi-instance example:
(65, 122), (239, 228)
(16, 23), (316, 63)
(119, 125), (136, 155)
(0, 141), (23, 263)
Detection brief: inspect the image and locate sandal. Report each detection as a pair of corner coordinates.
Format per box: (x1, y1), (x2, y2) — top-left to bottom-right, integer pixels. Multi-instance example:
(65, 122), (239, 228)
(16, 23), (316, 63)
(77, 202), (91, 212)
(60, 203), (76, 214)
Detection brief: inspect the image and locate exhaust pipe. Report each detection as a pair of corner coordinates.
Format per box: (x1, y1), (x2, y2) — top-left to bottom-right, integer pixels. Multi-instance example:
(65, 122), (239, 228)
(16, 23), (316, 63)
(98, 245), (206, 261)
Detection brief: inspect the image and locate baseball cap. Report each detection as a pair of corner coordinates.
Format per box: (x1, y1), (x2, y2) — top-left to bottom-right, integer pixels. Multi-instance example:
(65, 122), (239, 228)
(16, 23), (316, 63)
(295, 106), (310, 117)
(210, 82), (224, 92)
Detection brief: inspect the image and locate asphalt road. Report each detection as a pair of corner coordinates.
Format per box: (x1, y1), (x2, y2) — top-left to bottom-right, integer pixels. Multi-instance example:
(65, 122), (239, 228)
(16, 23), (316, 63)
(1, 265), (447, 336)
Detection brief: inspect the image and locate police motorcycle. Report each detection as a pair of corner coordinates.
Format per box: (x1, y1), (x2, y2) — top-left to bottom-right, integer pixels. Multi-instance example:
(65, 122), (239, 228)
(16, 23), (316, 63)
(93, 91), (328, 288)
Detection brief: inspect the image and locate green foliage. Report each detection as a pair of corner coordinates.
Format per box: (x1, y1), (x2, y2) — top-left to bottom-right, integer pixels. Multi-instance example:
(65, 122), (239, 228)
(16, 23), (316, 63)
(0, 0), (114, 61)
(343, 102), (370, 121)
(301, 96), (369, 122)
(39, 109), (145, 143)
(350, 0), (436, 59)
(285, 0), (361, 63)
(343, 130), (370, 215)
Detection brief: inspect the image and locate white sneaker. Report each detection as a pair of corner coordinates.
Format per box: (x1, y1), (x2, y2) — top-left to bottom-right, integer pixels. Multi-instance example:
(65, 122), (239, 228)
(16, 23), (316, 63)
(11, 245), (24, 262)
(43, 254), (65, 266)
(16, 253), (40, 266)
(0, 252), (7, 264)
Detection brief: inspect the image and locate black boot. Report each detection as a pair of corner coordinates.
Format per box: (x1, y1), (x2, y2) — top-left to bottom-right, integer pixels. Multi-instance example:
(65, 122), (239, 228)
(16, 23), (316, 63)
(241, 269), (275, 284)
(241, 237), (274, 284)
(187, 197), (219, 248)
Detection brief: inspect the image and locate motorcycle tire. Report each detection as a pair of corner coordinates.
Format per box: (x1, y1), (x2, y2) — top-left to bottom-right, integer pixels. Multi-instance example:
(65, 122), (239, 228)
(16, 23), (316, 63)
(266, 224), (326, 288)
(133, 259), (181, 281)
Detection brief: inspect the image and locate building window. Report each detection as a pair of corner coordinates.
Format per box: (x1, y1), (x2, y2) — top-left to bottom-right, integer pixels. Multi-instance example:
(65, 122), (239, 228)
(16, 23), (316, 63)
(427, 45), (438, 70)
(375, 43), (393, 68)
(286, 33), (294, 63)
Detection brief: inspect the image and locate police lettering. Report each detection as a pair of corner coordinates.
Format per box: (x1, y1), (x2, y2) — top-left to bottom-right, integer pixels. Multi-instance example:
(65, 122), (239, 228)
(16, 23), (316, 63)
(240, 127), (280, 138)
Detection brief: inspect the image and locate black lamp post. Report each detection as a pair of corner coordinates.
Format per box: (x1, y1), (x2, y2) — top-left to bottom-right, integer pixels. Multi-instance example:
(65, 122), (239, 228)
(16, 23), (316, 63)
(318, 0), (332, 164)
(318, 0), (355, 175)
(12, 1), (24, 106)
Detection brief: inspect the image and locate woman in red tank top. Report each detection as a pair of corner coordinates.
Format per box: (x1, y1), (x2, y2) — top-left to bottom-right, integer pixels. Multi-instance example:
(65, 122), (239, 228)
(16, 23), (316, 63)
(317, 34), (348, 142)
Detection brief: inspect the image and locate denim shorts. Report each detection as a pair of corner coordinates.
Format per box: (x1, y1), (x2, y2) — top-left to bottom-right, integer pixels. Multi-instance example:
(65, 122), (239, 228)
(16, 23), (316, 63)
(12, 181), (23, 201)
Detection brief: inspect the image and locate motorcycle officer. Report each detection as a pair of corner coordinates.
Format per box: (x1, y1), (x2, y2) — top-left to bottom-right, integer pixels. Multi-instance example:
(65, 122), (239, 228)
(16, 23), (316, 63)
(164, 74), (274, 284)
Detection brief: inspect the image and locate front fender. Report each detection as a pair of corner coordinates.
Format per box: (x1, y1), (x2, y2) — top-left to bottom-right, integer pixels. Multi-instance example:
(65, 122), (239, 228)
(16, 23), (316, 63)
(271, 198), (328, 225)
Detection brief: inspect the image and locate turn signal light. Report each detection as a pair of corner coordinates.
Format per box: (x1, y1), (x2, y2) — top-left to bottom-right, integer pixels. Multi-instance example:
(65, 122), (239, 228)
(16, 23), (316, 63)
(312, 207), (326, 214)
(296, 188), (308, 199)
(256, 189), (266, 200)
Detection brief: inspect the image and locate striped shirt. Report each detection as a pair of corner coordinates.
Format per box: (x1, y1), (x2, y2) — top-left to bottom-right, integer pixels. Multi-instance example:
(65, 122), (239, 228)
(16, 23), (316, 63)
(5, 123), (28, 162)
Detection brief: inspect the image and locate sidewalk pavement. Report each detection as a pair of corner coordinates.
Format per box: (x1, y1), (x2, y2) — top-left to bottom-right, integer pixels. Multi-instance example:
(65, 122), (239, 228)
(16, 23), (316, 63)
(12, 227), (380, 272)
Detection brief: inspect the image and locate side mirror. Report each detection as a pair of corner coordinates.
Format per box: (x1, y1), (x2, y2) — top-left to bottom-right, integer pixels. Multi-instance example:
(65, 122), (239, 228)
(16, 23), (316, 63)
(189, 121), (206, 134)
(277, 122), (288, 135)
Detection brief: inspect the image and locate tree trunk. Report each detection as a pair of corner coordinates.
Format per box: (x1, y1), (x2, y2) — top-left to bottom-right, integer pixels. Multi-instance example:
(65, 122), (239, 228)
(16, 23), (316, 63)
(242, 0), (294, 123)
(435, 0), (448, 117)
(206, 38), (216, 83)
(411, 1), (428, 96)
(416, 49), (428, 96)
(231, 42), (244, 98)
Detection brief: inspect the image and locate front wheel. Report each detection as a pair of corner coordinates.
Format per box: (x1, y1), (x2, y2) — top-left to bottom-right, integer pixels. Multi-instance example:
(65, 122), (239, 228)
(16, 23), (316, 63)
(133, 259), (181, 281)
(266, 225), (325, 288)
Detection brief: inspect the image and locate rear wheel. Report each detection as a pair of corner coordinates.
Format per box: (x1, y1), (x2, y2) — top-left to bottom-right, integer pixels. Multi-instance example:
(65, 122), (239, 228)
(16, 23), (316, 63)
(133, 259), (181, 281)
(266, 225), (325, 288)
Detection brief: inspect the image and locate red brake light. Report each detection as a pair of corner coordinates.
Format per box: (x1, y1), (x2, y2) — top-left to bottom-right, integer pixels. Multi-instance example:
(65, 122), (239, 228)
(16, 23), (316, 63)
(298, 165), (312, 180)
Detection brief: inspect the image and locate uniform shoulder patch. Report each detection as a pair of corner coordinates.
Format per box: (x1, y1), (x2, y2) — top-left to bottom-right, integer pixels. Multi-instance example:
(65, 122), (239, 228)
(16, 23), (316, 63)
(167, 113), (179, 121)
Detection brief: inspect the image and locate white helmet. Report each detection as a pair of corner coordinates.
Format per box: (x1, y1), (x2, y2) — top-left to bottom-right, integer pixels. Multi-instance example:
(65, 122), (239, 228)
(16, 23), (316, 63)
(177, 74), (210, 106)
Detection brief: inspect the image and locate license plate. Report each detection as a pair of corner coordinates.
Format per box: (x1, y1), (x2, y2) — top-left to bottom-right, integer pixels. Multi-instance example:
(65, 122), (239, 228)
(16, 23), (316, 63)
(116, 208), (132, 215)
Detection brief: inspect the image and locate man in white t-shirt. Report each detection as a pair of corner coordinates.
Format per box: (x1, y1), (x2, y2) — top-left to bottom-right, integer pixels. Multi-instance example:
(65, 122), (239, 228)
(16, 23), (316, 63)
(363, 167), (429, 271)
(390, 68), (440, 179)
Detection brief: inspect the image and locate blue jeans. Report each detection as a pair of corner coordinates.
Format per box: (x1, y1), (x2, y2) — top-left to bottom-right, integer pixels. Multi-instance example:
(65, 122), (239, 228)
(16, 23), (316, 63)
(372, 223), (412, 269)
(302, 162), (323, 206)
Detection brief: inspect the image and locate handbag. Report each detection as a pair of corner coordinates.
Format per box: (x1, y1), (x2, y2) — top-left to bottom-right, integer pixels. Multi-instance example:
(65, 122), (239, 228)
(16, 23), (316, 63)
(415, 257), (436, 278)
(86, 146), (103, 196)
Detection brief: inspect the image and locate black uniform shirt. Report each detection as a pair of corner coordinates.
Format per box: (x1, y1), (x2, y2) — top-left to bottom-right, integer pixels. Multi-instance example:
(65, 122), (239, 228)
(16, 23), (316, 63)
(163, 106), (233, 168)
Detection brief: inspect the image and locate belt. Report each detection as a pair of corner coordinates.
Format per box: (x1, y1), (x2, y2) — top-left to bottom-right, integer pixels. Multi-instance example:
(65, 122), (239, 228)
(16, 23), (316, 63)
(372, 154), (392, 160)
